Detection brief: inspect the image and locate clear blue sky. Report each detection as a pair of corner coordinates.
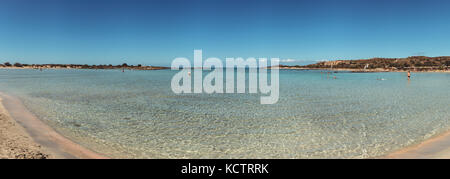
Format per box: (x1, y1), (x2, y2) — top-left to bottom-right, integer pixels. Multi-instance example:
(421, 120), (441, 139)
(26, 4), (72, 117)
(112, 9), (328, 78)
(1, 0), (450, 66)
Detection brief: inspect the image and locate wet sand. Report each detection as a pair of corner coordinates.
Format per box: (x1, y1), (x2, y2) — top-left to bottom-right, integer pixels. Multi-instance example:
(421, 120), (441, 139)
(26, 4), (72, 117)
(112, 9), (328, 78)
(0, 97), (49, 159)
(384, 129), (450, 159)
(0, 92), (107, 159)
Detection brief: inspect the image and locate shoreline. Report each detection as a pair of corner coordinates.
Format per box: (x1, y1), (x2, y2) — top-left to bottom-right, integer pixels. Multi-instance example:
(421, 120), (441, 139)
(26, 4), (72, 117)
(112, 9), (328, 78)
(0, 97), (49, 159)
(383, 129), (450, 159)
(1, 66), (449, 73)
(277, 67), (450, 73)
(0, 92), (107, 159)
(0, 66), (169, 71)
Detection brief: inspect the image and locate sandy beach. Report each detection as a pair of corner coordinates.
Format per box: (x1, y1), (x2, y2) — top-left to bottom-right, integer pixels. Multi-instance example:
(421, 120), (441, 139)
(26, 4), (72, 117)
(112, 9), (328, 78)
(384, 129), (450, 159)
(0, 93), (107, 159)
(0, 97), (49, 159)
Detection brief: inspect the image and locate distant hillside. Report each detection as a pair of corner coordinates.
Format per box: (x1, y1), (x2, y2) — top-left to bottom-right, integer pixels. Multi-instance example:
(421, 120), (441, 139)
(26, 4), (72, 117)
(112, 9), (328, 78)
(302, 56), (450, 71)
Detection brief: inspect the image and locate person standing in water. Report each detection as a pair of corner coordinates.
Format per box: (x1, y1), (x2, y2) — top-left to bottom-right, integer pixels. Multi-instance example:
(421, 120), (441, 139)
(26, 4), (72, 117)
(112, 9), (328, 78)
(407, 70), (411, 80)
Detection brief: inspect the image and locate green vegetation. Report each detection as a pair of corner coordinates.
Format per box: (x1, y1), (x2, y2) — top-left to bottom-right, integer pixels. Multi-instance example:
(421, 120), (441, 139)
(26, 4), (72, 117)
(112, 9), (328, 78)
(13, 62), (23, 67)
(304, 56), (449, 71)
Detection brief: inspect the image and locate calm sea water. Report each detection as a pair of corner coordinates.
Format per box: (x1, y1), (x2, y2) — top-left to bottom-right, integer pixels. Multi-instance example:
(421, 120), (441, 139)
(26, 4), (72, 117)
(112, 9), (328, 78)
(0, 69), (448, 158)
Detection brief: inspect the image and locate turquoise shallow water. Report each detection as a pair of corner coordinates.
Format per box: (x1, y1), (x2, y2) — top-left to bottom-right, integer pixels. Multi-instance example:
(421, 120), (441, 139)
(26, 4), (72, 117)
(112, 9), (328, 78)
(0, 69), (448, 158)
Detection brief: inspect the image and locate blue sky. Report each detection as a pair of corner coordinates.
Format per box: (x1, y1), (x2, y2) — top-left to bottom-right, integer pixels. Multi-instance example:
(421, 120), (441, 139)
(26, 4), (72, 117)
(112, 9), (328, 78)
(1, 0), (450, 66)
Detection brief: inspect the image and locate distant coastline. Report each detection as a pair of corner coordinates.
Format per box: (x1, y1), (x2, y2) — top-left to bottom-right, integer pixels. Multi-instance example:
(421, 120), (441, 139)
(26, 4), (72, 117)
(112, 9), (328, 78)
(0, 62), (169, 70)
(2, 56), (449, 72)
(277, 67), (450, 73)
(278, 56), (450, 72)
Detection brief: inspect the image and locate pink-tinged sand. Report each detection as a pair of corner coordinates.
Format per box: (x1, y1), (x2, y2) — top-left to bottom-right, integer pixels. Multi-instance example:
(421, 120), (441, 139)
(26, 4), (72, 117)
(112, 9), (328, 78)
(383, 130), (450, 159)
(0, 92), (107, 159)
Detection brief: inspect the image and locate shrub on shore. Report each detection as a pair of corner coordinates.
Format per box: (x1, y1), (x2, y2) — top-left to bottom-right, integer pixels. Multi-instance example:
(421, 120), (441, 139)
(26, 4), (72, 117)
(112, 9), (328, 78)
(13, 62), (23, 67)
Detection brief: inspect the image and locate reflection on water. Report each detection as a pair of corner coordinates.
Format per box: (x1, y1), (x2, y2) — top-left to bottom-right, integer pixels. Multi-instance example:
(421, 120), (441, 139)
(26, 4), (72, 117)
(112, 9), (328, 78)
(0, 69), (448, 158)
